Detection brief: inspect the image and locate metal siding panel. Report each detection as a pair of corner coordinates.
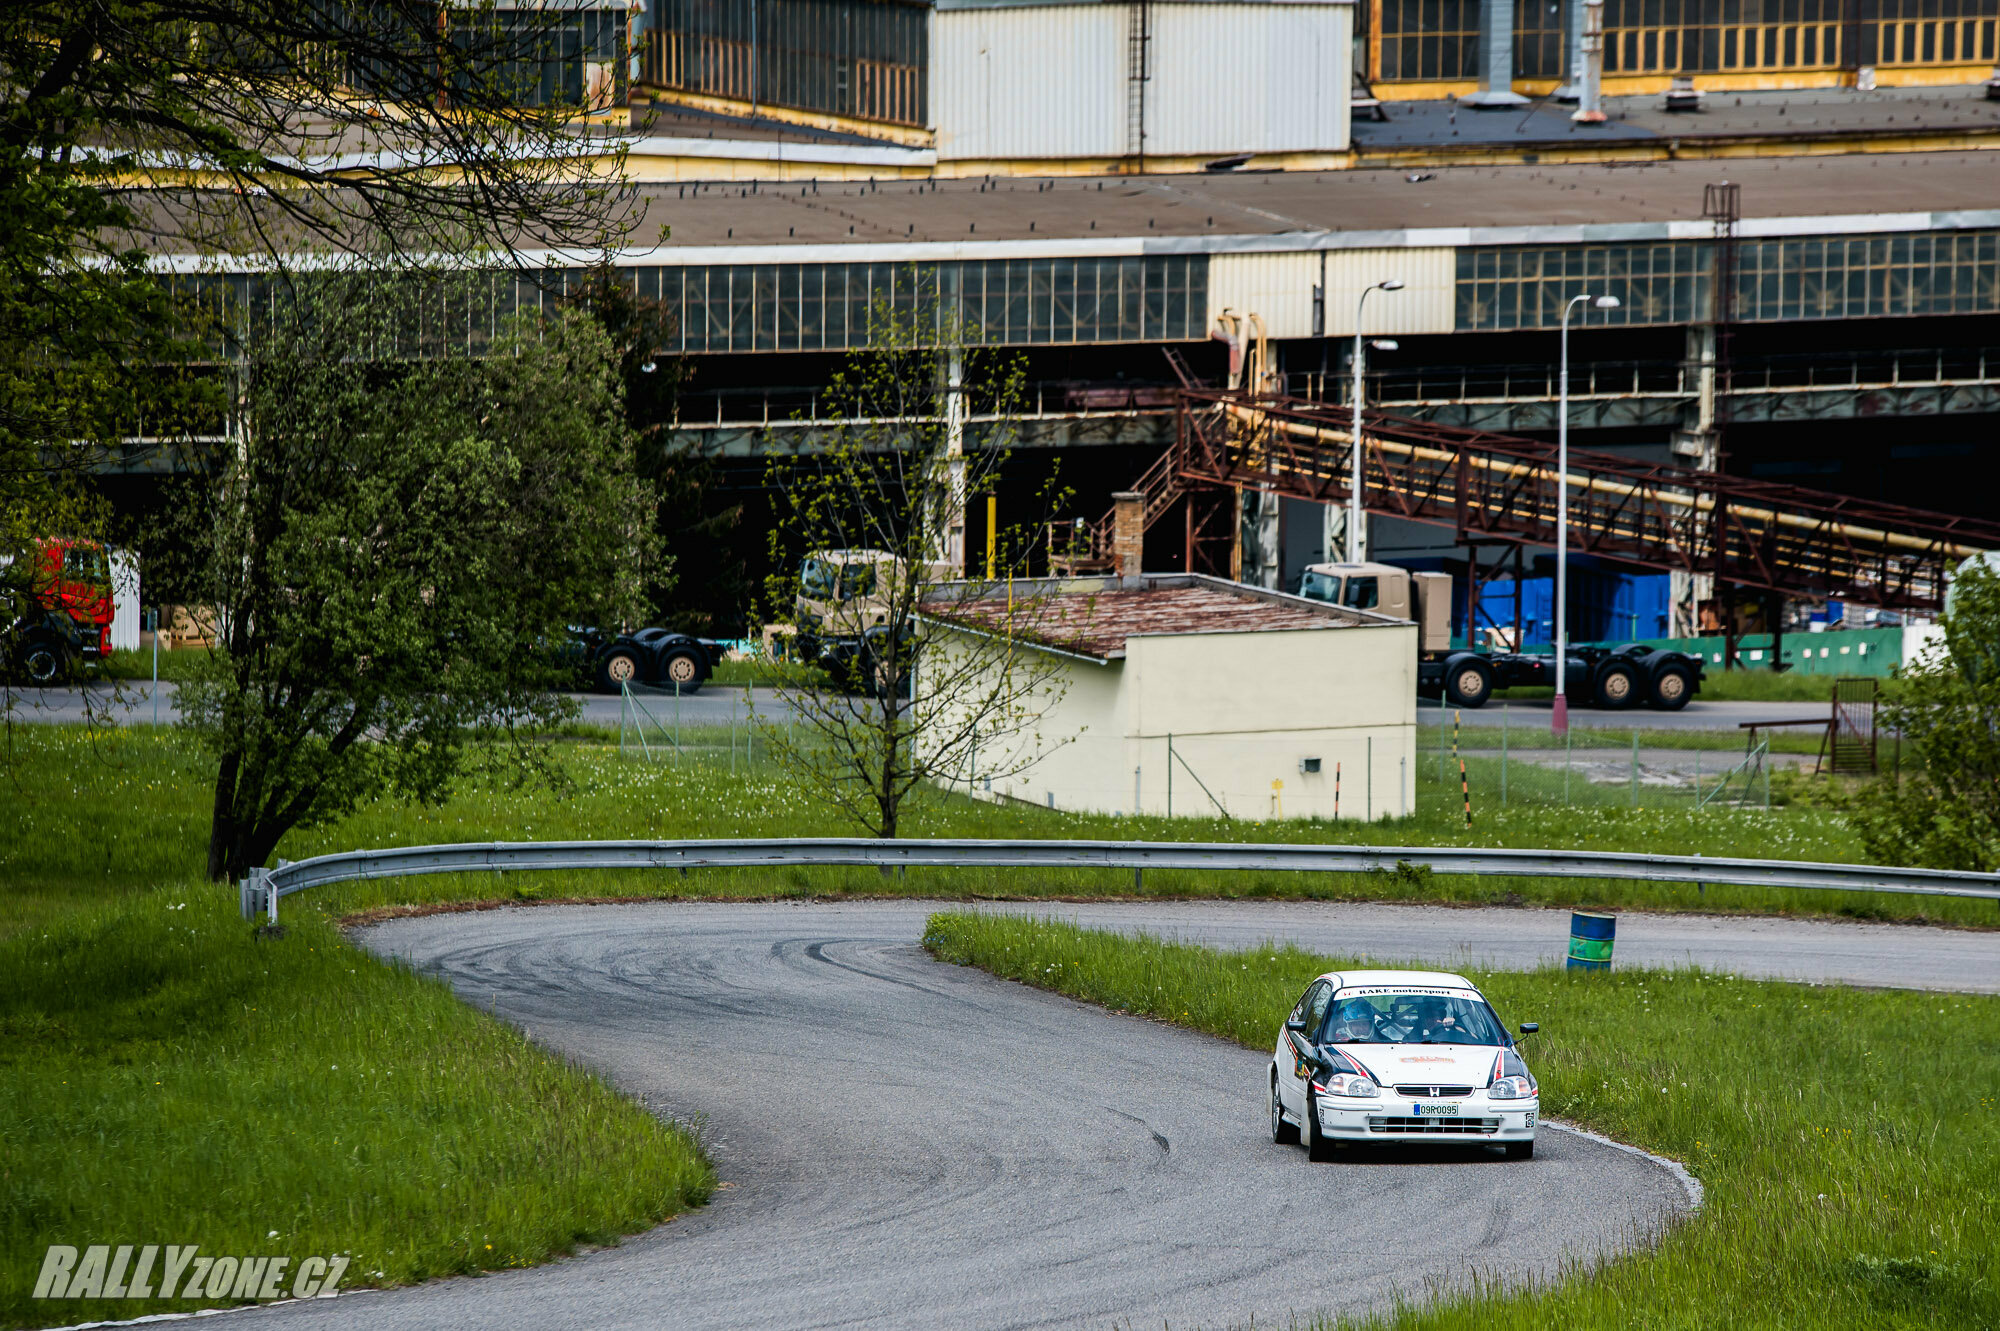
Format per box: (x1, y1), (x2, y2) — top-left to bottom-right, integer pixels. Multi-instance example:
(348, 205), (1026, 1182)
(933, 8), (1124, 160)
(1208, 252), (1322, 338)
(1148, 4), (1351, 156)
(1207, 247), (1451, 339)
(1322, 248), (1456, 334)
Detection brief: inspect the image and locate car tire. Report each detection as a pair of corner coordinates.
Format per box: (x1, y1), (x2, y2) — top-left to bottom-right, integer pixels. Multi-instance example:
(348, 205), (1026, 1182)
(1649, 664), (1694, 711)
(662, 650), (703, 695)
(1445, 658), (1494, 709)
(595, 649), (642, 695)
(1595, 661), (1639, 709)
(1304, 1091), (1338, 1162)
(1504, 1140), (1535, 1160)
(1271, 1074), (1299, 1145)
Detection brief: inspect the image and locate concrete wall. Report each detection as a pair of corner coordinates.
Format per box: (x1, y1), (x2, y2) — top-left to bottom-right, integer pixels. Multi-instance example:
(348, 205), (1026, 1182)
(1207, 247), (1456, 340)
(931, 2), (1353, 163)
(1125, 623), (1415, 820)
(937, 618), (1418, 822)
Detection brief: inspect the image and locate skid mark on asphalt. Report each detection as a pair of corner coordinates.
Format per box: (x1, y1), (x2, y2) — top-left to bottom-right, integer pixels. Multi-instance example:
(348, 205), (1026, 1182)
(256, 902), (1704, 1331)
(1106, 1106), (1172, 1153)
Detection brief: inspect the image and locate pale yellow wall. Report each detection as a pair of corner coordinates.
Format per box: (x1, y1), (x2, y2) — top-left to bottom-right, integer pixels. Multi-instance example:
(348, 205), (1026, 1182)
(1207, 248), (1456, 341)
(930, 620), (1418, 823)
(921, 629), (1136, 811)
(1126, 624), (1416, 821)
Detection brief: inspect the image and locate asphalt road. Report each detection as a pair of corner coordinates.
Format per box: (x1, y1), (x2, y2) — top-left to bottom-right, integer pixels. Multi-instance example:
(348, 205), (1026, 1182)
(229, 901), (1699, 1331)
(1420, 697), (1831, 732)
(18, 682), (1822, 735)
(997, 900), (2000, 994)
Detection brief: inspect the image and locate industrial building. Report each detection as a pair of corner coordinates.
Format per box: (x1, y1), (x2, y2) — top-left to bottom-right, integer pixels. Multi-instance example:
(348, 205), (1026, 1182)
(106, 1), (2000, 654)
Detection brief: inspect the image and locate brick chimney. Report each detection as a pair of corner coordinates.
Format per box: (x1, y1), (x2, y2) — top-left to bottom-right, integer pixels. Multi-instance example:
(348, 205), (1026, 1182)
(1111, 491), (1144, 588)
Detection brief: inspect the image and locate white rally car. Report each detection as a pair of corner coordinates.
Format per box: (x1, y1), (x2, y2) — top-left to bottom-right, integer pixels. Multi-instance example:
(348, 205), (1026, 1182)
(1270, 969), (1541, 1160)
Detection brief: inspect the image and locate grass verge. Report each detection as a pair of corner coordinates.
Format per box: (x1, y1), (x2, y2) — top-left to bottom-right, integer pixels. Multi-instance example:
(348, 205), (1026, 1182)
(100, 648), (212, 684)
(6, 724), (1985, 938)
(922, 912), (1999, 1330)
(0, 886), (712, 1326)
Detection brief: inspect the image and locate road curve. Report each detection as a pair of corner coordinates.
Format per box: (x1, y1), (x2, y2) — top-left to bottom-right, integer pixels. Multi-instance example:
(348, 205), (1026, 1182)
(239, 901), (1692, 1331)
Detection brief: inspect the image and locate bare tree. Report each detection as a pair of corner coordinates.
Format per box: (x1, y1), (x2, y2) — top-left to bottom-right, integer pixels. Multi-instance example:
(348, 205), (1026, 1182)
(758, 300), (1083, 839)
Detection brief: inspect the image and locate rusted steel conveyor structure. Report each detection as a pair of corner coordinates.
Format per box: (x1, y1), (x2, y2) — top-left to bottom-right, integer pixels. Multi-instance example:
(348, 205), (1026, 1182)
(1079, 389), (1999, 612)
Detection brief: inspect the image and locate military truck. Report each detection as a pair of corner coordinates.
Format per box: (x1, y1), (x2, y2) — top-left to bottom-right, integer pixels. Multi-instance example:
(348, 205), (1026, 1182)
(1298, 561), (1704, 711)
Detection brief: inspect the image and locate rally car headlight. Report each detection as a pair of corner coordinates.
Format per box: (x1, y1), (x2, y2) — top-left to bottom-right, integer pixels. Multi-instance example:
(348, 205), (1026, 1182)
(1488, 1076), (1534, 1100)
(1314, 1074), (1379, 1098)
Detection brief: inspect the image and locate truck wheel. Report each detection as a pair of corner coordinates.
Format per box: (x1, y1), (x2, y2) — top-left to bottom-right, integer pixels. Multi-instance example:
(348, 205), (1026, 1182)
(662, 650), (703, 695)
(596, 649), (641, 694)
(1595, 661), (1639, 709)
(21, 637), (68, 686)
(1446, 659), (1494, 709)
(1649, 664), (1694, 711)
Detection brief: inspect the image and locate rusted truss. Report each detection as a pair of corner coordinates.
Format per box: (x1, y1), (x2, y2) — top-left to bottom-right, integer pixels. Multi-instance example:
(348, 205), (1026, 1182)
(1176, 389), (2000, 612)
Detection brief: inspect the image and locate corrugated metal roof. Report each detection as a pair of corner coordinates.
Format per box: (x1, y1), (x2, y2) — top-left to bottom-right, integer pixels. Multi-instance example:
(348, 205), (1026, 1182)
(923, 574), (1391, 659)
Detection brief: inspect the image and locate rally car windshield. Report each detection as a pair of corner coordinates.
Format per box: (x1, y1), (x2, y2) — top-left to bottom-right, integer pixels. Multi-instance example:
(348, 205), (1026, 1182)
(1321, 992), (1509, 1046)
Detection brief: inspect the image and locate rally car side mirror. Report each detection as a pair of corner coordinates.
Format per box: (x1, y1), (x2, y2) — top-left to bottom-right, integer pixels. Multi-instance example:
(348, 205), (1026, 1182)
(1519, 1023), (1540, 1036)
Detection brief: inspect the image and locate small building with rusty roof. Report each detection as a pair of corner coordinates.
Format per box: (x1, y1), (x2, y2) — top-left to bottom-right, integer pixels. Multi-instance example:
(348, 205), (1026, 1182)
(920, 504), (1417, 820)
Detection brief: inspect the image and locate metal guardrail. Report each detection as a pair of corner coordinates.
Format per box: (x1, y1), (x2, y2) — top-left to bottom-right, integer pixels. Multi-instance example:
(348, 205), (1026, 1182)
(238, 837), (2000, 921)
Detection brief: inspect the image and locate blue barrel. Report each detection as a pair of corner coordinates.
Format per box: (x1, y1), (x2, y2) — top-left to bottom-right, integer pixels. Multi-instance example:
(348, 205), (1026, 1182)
(1567, 911), (1616, 971)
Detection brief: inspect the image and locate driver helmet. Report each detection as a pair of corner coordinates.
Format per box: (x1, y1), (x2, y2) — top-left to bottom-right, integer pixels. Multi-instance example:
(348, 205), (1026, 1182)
(1330, 1000), (1375, 1041)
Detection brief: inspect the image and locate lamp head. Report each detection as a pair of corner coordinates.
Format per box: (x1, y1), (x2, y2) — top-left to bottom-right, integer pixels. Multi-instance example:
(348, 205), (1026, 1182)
(1369, 338), (1399, 351)
(1593, 296), (1620, 310)
(1377, 279), (1406, 291)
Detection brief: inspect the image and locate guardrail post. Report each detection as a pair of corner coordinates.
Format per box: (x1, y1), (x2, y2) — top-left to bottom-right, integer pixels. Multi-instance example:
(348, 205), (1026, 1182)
(239, 867), (274, 923)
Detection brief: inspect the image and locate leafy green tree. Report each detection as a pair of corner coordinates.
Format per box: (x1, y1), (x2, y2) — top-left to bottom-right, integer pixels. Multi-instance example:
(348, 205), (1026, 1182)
(567, 264), (748, 633)
(3, 1), (641, 709)
(1852, 559), (2000, 872)
(176, 274), (652, 881)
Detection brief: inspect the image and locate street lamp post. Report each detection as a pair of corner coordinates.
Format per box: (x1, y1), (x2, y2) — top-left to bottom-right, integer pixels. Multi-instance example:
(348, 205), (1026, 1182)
(1349, 279), (1405, 563)
(1553, 292), (1620, 736)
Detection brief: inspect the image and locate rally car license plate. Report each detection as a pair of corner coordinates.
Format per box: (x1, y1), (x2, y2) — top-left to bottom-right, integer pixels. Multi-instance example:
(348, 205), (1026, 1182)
(1414, 1103), (1460, 1116)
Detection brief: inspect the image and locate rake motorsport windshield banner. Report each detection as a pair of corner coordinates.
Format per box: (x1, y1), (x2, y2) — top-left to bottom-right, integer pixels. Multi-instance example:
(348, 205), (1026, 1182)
(33, 1245), (348, 1302)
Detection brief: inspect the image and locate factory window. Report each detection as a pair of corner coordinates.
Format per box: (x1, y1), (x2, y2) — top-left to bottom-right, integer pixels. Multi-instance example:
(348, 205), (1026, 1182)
(629, 256), (1206, 353)
(1374, 0), (1481, 82)
(1457, 230), (2000, 330)
(189, 258), (1207, 356)
(1370, 0), (1996, 86)
(1455, 243), (1710, 331)
(1734, 231), (2000, 322)
(643, 0), (928, 127)
(1514, 1), (1565, 80)
(450, 7), (628, 108)
(1872, 0), (1999, 67)
(1600, 0), (1852, 76)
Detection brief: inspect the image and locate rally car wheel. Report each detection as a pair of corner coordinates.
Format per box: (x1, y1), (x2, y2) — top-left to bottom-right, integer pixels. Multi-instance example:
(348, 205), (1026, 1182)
(1271, 1074), (1299, 1145)
(1304, 1091), (1339, 1162)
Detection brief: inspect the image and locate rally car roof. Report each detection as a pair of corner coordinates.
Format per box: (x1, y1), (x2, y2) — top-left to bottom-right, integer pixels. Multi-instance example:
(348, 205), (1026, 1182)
(1319, 969), (1480, 993)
